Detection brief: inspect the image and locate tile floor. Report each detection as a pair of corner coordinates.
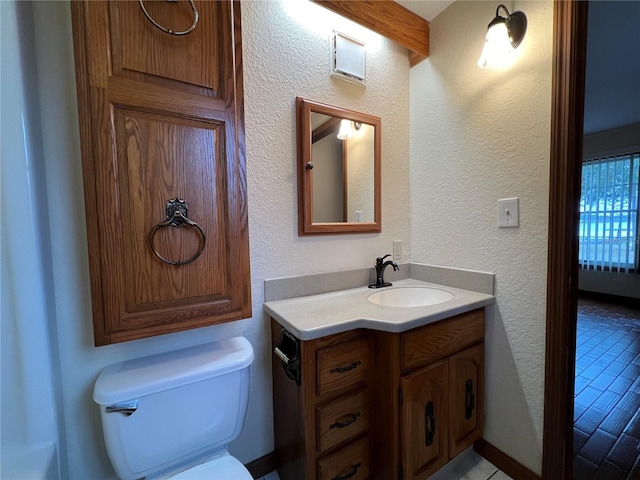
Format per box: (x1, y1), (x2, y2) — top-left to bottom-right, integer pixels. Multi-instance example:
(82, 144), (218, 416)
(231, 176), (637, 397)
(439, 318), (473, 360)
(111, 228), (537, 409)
(573, 295), (640, 479)
(258, 447), (512, 479)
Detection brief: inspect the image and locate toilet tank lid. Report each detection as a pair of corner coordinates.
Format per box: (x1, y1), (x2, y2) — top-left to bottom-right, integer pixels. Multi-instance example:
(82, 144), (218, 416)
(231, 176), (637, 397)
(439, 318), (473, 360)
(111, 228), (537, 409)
(93, 337), (254, 405)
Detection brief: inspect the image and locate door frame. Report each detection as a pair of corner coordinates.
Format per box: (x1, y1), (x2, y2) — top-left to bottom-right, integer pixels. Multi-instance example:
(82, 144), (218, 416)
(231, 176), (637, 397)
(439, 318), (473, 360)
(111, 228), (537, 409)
(542, 1), (588, 478)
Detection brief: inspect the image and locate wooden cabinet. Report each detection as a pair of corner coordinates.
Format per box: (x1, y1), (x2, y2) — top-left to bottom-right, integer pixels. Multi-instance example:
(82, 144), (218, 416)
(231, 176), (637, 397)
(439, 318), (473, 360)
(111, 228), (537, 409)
(271, 319), (372, 480)
(271, 308), (485, 480)
(449, 343), (484, 458)
(71, 1), (250, 345)
(400, 360), (449, 479)
(374, 309), (485, 480)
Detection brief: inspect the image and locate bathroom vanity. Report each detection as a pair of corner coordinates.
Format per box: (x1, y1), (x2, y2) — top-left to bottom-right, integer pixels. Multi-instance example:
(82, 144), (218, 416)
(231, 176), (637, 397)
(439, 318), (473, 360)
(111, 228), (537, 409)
(265, 270), (494, 480)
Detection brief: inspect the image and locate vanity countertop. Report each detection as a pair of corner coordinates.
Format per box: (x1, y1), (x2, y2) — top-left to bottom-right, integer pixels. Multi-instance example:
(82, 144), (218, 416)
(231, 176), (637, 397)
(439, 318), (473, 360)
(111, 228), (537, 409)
(263, 278), (494, 340)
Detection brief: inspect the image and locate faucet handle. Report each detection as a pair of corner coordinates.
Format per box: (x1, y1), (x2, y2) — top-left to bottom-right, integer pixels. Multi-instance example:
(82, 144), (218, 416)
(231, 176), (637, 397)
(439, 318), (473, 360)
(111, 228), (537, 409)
(376, 254), (392, 265)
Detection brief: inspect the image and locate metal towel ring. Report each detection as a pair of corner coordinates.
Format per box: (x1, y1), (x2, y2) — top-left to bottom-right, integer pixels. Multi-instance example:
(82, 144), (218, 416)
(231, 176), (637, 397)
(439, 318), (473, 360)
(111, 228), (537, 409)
(149, 199), (206, 266)
(139, 0), (199, 36)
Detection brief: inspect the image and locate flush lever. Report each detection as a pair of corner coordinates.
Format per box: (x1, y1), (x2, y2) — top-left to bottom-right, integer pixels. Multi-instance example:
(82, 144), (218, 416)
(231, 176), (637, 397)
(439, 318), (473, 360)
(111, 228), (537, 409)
(106, 401), (138, 416)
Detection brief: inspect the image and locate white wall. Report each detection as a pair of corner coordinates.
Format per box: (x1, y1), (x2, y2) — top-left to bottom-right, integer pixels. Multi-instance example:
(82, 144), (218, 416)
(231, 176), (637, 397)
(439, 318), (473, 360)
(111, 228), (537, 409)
(20, 1), (410, 478)
(409, 1), (553, 474)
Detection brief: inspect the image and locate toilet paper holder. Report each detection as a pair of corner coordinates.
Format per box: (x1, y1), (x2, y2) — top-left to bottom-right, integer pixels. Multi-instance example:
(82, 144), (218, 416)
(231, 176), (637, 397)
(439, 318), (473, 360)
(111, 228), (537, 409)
(274, 328), (300, 386)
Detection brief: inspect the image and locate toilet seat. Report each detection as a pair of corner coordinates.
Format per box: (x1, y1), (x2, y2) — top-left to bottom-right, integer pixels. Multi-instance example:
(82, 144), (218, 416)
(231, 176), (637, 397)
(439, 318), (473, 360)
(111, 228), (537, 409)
(169, 452), (252, 480)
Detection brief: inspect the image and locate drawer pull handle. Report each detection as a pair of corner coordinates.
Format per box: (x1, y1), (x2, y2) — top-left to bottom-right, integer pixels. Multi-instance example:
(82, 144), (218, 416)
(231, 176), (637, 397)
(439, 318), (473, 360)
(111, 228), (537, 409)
(330, 361), (361, 374)
(332, 462), (361, 480)
(329, 412), (361, 429)
(465, 379), (475, 420)
(425, 401), (435, 447)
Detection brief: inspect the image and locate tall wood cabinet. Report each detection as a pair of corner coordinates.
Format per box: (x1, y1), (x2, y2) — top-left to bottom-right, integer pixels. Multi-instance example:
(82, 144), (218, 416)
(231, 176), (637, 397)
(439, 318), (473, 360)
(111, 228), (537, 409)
(71, 1), (250, 345)
(271, 309), (485, 480)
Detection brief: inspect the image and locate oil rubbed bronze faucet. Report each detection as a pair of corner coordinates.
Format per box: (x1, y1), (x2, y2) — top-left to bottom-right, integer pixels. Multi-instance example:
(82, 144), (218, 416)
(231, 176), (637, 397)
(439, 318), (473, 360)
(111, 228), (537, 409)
(369, 254), (399, 288)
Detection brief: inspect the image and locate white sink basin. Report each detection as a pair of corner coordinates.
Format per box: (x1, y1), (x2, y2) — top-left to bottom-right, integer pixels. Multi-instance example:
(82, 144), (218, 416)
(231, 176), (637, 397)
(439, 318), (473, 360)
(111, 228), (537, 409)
(367, 286), (454, 308)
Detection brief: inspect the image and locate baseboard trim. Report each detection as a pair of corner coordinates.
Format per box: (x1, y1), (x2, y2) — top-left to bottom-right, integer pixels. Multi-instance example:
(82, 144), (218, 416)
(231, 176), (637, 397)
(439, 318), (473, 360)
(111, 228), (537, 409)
(245, 451), (277, 479)
(248, 442), (538, 480)
(474, 439), (541, 480)
(578, 289), (640, 308)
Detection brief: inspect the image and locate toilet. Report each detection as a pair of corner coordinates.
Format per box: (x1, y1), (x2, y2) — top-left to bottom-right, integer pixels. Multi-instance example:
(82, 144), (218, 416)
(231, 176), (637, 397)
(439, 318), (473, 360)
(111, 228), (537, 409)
(93, 336), (254, 480)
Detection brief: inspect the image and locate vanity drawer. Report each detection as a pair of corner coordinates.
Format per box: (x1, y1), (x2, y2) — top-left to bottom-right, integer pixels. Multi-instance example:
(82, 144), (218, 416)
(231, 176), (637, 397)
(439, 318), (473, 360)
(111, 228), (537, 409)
(317, 338), (371, 397)
(317, 436), (369, 480)
(317, 390), (369, 453)
(401, 309), (485, 371)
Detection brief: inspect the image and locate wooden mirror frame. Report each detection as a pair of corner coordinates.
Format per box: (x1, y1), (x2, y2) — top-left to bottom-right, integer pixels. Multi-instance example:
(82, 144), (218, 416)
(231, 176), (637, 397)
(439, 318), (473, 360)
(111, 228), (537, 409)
(297, 97), (382, 235)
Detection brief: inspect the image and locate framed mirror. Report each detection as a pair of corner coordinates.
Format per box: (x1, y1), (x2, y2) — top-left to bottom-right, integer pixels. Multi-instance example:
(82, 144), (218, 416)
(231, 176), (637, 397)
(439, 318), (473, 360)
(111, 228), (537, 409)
(296, 97), (381, 235)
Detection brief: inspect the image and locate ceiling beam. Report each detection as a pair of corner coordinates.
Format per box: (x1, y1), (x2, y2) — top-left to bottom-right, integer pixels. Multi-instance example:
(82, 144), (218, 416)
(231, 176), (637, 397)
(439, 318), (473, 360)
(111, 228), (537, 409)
(311, 0), (429, 66)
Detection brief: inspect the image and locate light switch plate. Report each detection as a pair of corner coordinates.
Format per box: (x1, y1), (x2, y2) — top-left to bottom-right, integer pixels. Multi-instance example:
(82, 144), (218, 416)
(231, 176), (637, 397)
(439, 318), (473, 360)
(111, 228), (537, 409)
(498, 198), (519, 228)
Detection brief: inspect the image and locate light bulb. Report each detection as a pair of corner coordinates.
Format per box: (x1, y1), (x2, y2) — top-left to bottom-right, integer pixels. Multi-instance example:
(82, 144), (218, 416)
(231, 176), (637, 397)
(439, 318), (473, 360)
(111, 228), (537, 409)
(477, 21), (514, 69)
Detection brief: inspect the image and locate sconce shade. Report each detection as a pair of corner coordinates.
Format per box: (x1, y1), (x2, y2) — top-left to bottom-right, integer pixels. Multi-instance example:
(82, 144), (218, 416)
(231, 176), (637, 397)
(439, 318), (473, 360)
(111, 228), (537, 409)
(337, 119), (352, 140)
(336, 120), (361, 140)
(477, 4), (527, 68)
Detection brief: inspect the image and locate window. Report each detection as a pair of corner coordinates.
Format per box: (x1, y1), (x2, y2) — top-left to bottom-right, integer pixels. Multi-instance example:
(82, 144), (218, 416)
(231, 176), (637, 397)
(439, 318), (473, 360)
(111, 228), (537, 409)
(579, 152), (639, 271)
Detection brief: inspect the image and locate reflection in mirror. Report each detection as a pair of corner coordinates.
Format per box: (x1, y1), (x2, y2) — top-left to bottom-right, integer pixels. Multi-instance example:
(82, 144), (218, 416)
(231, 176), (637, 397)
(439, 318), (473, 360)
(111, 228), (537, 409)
(297, 97), (381, 235)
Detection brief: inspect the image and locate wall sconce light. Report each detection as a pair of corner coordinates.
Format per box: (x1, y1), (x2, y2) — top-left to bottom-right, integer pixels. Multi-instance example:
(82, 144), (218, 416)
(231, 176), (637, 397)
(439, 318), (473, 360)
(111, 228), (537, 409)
(336, 120), (362, 140)
(477, 4), (527, 69)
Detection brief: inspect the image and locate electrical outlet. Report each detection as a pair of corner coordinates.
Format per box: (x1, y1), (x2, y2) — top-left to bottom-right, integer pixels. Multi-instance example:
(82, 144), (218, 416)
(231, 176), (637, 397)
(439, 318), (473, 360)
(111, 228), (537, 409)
(354, 211), (362, 222)
(393, 240), (402, 261)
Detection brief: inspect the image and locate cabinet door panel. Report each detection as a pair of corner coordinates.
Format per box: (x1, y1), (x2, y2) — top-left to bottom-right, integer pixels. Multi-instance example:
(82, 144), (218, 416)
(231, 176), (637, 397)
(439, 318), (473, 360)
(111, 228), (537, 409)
(449, 343), (484, 457)
(401, 361), (448, 480)
(110, 1), (224, 94)
(71, 0), (250, 345)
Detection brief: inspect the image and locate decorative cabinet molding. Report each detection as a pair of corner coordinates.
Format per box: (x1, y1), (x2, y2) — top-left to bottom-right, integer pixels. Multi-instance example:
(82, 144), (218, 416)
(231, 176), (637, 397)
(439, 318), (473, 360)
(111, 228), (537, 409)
(71, 0), (250, 345)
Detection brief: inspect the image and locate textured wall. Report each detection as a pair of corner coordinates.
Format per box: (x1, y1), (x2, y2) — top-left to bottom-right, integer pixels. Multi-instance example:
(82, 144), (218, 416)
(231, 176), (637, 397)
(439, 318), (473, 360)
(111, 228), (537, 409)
(409, 0), (553, 474)
(27, 1), (410, 478)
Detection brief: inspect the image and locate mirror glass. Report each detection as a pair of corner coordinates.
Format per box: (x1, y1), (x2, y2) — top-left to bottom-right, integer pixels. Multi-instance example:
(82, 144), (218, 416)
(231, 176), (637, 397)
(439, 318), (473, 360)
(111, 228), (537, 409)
(297, 97), (381, 235)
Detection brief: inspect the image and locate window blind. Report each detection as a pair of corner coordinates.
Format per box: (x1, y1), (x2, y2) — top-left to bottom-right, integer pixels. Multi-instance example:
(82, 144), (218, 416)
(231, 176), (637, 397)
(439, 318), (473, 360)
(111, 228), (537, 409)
(579, 152), (639, 271)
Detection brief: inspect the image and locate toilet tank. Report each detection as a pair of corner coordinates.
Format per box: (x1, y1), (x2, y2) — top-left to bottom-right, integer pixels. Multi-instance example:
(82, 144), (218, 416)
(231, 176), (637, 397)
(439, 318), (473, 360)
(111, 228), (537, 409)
(93, 337), (254, 480)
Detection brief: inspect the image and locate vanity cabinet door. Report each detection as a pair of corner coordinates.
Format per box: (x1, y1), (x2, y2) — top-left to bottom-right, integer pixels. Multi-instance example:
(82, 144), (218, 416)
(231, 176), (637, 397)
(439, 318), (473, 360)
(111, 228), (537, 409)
(400, 360), (448, 480)
(449, 343), (484, 458)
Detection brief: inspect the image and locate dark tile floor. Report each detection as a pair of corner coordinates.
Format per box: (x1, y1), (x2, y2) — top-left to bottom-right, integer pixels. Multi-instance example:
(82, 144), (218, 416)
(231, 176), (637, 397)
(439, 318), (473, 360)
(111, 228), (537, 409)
(573, 295), (640, 479)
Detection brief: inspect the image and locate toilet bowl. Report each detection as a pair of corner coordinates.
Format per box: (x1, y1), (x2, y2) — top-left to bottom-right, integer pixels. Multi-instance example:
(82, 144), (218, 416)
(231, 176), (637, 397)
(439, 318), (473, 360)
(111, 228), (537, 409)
(93, 337), (254, 480)
(167, 451), (251, 480)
